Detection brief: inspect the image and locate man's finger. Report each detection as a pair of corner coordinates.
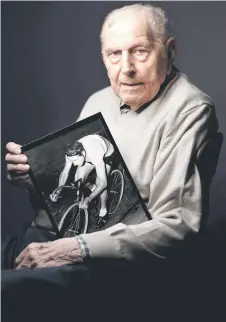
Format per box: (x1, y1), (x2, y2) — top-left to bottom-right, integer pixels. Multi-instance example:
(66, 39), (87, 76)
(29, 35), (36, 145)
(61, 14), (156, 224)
(7, 173), (30, 183)
(7, 163), (30, 172)
(6, 142), (22, 155)
(5, 153), (28, 164)
(17, 253), (36, 269)
(15, 248), (27, 267)
(15, 243), (37, 266)
(16, 262), (32, 269)
(15, 255), (25, 268)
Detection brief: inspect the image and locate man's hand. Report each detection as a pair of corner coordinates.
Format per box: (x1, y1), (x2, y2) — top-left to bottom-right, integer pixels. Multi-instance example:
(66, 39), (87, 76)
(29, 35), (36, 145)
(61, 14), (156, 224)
(15, 238), (83, 269)
(5, 142), (33, 189)
(80, 197), (89, 210)
(50, 191), (61, 203)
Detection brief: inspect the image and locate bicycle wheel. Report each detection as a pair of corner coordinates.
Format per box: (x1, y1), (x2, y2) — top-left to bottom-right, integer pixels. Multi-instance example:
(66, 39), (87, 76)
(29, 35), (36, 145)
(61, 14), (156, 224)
(58, 203), (89, 237)
(108, 169), (124, 214)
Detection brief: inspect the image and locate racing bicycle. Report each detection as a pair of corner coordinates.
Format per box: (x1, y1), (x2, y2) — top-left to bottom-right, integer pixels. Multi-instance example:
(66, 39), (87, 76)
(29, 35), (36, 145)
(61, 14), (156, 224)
(51, 168), (125, 237)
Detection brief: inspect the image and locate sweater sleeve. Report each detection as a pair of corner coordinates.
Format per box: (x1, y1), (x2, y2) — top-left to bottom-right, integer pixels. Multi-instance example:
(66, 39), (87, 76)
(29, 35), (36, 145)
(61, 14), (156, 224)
(80, 103), (218, 262)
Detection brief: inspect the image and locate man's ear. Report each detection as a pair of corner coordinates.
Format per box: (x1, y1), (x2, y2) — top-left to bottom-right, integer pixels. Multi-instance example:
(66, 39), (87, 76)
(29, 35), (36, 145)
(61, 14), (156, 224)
(82, 150), (86, 158)
(166, 37), (176, 74)
(101, 49), (106, 64)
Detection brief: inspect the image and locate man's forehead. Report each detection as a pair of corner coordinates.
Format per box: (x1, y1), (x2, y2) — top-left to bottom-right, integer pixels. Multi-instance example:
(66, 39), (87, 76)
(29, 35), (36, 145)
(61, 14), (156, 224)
(102, 14), (151, 49)
(69, 155), (80, 160)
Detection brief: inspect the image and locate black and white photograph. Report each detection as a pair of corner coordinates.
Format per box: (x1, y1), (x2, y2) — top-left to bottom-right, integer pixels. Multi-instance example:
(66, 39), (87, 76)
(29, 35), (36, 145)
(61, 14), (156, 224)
(22, 112), (151, 237)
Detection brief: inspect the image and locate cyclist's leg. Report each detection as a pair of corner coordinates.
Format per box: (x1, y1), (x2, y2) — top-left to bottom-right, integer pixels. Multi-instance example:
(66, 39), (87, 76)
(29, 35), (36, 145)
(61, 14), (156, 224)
(99, 190), (108, 217)
(98, 164), (111, 218)
(84, 172), (96, 192)
(105, 163), (111, 175)
(76, 164), (99, 194)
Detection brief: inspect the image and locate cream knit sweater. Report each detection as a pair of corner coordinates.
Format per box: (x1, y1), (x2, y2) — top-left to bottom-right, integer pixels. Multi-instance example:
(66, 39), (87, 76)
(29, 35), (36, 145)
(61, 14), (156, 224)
(77, 71), (218, 262)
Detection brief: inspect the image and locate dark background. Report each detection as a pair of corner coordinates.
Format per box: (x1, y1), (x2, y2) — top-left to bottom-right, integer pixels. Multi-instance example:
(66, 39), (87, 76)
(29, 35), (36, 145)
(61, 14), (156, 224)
(1, 1), (226, 239)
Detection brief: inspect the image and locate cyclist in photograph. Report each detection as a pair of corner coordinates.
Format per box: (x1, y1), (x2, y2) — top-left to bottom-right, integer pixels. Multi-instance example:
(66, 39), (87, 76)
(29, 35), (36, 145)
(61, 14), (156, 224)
(50, 134), (115, 226)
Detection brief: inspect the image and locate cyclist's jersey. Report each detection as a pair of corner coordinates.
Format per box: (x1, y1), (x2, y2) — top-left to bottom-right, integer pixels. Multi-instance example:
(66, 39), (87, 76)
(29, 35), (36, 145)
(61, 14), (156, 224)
(77, 135), (114, 167)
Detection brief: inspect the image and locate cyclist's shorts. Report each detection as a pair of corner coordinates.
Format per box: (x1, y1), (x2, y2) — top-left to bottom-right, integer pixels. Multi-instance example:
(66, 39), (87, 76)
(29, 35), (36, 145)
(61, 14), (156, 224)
(103, 152), (117, 167)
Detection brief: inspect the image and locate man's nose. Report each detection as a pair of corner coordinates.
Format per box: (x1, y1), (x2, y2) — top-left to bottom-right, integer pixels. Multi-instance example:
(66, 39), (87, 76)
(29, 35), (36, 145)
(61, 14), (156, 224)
(121, 52), (135, 76)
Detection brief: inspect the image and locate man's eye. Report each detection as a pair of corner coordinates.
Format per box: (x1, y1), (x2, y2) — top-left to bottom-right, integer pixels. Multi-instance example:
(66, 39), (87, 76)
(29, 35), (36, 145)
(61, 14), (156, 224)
(134, 48), (147, 55)
(108, 51), (121, 57)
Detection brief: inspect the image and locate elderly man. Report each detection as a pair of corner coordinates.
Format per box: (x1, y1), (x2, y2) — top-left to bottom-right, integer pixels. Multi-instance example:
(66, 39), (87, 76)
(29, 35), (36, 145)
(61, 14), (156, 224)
(2, 3), (218, 322)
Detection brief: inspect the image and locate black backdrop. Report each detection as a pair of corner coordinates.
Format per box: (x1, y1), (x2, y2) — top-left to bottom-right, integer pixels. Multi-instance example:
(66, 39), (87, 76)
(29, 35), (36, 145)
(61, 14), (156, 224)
(2, 1), (226, 237)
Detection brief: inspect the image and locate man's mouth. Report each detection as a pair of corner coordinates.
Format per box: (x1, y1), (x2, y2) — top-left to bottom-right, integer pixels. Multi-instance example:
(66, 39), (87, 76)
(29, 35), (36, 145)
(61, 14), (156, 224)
(121, 82), (143, 86)
(121, 82), (143, 90)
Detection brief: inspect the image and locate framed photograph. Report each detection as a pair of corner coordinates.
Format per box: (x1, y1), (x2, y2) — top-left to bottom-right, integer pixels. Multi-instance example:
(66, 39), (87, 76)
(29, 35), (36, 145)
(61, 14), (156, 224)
(22, 113), (151, 238)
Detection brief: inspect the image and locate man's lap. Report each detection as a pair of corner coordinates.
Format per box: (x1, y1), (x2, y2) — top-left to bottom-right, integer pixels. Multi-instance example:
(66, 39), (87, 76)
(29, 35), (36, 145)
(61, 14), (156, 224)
(1, 227), (155, 321)
(1, 227), (94, 321)
(1, 226), (186, 322)
(2, 226), (58, 269)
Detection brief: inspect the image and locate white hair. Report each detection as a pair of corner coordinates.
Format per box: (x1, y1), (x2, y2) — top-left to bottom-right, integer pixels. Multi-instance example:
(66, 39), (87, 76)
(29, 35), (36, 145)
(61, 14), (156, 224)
(100, 3), (173, 47)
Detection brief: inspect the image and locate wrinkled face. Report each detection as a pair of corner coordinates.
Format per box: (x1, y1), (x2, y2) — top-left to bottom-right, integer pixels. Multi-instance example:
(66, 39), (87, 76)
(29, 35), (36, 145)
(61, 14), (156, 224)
(67, 154), (85, 167)
(102, 12), (170, 110)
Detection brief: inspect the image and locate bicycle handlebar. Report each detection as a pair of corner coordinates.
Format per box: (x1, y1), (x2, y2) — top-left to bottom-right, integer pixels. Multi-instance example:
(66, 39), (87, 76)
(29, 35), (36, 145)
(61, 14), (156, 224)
(52, 184), (77, 195)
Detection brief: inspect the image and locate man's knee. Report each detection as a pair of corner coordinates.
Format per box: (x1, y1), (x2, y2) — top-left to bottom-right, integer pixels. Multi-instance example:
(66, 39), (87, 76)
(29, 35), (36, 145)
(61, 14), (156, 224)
(2, 227), (58, 269)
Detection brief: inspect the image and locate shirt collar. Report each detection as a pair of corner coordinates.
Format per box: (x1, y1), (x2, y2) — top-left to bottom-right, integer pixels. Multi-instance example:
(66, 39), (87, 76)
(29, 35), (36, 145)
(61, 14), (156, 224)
(119, 65), (179, 115)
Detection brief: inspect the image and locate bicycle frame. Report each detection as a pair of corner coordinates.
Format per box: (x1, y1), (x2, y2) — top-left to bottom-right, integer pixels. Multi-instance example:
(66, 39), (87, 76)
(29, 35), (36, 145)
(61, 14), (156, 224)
(52, 168), (124, 235)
